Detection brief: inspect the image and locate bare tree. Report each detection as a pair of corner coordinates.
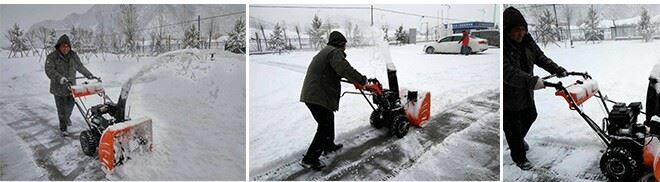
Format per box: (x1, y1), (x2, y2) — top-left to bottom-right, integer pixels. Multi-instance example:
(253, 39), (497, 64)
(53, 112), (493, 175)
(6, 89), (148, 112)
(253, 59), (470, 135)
(295, 25), (302, 49)
(120, 4), (139, 56)
(5, 23), (29, 58)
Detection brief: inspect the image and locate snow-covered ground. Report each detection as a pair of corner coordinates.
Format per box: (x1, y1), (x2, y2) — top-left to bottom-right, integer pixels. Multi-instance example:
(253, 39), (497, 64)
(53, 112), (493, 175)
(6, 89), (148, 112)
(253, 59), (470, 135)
(0, 49), (245, 180)
(249, 29), (501, 180)
(503, 40), (660, 181)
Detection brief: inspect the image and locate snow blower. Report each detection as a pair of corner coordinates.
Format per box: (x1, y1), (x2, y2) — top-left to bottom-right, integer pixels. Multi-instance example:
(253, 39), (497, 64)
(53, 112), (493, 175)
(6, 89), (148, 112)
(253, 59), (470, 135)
(67, 77), (153, 173)
(341, 63), (431, 138)
(543, 68), (660, 181)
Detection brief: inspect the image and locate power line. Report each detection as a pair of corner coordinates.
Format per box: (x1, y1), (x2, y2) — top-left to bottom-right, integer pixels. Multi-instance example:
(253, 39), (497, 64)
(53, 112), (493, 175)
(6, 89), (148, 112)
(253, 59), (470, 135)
(250, 5), (370, 10)
(250, 5), (474, 23)
(136, 11), (245, 32)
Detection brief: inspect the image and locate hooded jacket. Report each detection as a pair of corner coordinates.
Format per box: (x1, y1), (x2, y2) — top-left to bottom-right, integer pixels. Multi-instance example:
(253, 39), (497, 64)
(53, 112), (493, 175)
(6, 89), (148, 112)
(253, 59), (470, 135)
(300, 31), (367, 111)
(45, 34), (94, 96)
(503, 7), (564, 111)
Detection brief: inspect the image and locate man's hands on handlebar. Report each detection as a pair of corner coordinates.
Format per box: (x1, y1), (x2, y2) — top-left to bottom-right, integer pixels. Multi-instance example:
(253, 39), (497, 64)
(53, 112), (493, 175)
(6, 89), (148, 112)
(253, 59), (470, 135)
(353, 78), (382, 94)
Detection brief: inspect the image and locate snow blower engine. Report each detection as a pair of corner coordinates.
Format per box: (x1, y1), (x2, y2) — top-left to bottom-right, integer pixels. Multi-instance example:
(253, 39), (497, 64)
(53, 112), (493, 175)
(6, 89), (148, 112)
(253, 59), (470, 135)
(543, 66), (660, 181)
(341, 63), (431, 138)
(67, 77), (153, 173)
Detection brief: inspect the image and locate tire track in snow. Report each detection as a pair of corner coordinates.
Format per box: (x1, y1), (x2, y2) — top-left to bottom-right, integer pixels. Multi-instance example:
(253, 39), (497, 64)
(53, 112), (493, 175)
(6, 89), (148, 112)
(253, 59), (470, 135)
(0, 98), (105, 180)
(251, 90), (500, 181)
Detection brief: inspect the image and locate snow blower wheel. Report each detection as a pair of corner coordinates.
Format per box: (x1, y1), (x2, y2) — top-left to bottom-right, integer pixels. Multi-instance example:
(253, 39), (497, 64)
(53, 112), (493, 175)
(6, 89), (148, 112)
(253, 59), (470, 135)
(80, 130), (99, 156)
(600, 146), (642, 181)
(370, 110), (384, 129)
(391, 114), (410, 138)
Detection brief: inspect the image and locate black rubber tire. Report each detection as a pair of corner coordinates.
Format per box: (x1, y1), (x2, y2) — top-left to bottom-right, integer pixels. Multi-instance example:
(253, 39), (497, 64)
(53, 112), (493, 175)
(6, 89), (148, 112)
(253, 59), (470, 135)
(80, 130), (98, 156)
(600, 146), (641, 182)
(425, 47), (435, 54)
(391, 114), (410, 138)
(370, 110), (384, 129)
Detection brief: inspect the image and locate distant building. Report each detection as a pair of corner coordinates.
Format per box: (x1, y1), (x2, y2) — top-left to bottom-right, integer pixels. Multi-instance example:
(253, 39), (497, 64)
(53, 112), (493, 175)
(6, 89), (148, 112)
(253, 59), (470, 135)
(450, 21), (496, 34)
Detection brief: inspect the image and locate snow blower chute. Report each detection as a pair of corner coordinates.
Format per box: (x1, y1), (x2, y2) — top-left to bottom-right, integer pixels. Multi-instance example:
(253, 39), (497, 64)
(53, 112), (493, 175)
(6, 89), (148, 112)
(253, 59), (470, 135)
(542, 67), (660, 181)
(341, 63), (431, 138)
(68, 77), (153, 172)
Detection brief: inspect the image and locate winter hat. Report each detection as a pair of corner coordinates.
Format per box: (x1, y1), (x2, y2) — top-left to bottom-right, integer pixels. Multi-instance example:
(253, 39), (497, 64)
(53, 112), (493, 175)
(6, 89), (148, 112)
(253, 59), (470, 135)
(327, 31), (347, 48)
(503, 6), (528, 33)
(55, 34), (71, 49)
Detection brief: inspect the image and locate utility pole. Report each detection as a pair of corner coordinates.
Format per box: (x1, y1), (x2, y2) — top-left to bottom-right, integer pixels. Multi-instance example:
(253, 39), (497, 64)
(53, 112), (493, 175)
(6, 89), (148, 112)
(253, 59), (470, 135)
(371, 5), (374, 26)
(552, 4), (562, 41)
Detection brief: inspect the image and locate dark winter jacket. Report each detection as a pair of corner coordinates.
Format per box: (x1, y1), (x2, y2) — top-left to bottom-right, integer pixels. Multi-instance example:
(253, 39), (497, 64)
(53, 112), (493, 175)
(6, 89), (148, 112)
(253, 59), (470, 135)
(300, 39), (367, 111)
(45, 34), (94, 96)
(503, 33), (564, 111)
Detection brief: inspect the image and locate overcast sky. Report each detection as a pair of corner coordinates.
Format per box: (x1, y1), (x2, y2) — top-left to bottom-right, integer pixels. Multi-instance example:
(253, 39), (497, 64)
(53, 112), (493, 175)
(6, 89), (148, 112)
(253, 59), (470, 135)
(250, 4), (499, 30)
(1, 4), (93, 35)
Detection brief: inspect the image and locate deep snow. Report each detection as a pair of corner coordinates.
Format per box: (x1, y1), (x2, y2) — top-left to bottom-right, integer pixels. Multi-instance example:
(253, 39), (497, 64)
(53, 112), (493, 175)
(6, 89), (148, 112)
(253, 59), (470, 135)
(249, 30), (501, 180)
(0, 49), (245, 180)
(503, 40), (660, 181)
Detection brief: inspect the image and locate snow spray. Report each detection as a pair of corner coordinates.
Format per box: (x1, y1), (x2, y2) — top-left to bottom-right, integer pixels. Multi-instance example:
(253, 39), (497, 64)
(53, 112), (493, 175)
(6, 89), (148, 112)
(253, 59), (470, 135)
(363, 26), (395, 86)
(127, 49), (212, 84)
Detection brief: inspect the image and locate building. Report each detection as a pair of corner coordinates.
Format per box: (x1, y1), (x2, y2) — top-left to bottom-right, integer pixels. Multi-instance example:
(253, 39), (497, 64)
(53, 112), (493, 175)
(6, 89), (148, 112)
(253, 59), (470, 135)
(450, 21), (496, 34)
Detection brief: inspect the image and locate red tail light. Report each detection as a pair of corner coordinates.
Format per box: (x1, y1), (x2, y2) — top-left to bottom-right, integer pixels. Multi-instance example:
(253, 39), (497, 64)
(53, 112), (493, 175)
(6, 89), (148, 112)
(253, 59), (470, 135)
(478, 40), (487, 44)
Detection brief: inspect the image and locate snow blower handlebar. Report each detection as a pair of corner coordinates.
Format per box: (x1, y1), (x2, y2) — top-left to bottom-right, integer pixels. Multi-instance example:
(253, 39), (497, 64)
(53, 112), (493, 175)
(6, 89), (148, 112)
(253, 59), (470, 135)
(542, 72), (591, 89)
(340, 79), (378, 111)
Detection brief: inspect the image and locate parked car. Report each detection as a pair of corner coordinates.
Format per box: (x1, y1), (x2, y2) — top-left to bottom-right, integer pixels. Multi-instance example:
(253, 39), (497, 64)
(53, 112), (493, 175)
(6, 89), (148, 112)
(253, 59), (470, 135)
(472, 29), (499, 47)
(423, 34), (489, 54)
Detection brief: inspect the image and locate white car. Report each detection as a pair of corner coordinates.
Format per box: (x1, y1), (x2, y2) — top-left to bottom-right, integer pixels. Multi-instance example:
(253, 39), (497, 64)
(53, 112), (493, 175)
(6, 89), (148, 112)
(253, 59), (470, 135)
(423, 34), (489, 54)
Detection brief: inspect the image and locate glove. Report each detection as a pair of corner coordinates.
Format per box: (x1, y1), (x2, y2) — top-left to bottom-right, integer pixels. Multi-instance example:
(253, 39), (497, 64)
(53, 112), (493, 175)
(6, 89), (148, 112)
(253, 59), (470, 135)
(534, 78), (545, 90)
(59, 77), (71, 85)
(365, 83), (382, 94)
(556, 67), (568, 78)
(353, 83), (365, 90)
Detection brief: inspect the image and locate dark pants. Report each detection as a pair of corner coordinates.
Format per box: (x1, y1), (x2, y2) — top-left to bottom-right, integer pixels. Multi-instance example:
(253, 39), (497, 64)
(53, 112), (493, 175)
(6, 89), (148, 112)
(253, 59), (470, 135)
(54, 95), (75, 132)
(460, 45), (470, 55)
(503, 106), (538, 163)
(304, 103), (335, 161)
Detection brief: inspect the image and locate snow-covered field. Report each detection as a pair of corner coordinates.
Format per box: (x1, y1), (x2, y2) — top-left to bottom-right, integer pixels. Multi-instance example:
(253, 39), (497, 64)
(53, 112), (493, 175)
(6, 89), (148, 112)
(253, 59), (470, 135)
(0, 49), (245, 180)
(503, 40), (660, 181)
(249, 32), (501, 180)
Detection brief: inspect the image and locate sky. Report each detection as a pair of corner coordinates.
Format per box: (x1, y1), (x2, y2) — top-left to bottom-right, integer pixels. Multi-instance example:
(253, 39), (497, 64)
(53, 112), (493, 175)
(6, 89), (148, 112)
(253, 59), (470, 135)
(249, 4), (499, 31)
(1, 4), (93, 34)
(1, 4), (93, 47)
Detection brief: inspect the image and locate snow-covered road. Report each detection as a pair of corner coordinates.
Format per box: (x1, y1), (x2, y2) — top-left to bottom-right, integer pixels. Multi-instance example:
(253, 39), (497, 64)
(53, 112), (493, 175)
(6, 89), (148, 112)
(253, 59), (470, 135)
(249, 43), (501, 180)
(0, 49), (246, 180)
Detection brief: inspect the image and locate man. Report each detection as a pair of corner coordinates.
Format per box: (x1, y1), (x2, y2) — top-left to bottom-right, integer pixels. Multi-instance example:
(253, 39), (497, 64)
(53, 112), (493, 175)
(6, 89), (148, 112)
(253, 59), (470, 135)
(299, 31), (377, 170)
(45, 34), (99, 136)
(458, 30), (470, 56)
(503, 7), (569, 170)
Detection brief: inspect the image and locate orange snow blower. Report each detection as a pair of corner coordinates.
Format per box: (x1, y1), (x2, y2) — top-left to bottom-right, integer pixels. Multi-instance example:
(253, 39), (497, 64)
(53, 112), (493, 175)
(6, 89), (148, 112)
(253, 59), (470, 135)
(67, 77), (152, 172)
(341, 63), (431, 138)
(543, 69), (660, 181)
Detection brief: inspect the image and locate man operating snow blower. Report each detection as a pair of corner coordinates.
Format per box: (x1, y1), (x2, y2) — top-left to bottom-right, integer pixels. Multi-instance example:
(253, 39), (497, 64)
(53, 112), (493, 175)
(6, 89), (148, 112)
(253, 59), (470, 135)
(503, 7), (570, 170)
(45, 34), (100, 137)
(299, 31), (379, 170)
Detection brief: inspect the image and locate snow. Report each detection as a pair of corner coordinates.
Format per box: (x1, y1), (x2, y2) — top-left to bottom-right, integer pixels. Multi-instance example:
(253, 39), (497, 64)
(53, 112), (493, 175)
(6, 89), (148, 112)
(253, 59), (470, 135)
(0, 48), (245, 180)
(250, 27), (500, 180)
(503, 40), (660, 181)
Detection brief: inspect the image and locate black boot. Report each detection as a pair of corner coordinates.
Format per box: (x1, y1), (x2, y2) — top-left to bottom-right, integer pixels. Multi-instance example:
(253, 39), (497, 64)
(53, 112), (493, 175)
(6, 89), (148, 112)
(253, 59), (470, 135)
(323, 143), (343, 155)
(301, 157), (326, 171)
(514, 159), (533, 170)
